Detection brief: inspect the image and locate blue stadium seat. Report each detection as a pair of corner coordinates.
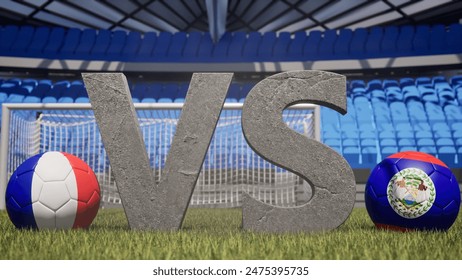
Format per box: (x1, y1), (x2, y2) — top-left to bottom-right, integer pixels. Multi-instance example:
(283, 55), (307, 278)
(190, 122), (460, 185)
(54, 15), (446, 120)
(425, 102), (446, 125)
(42, 27), (65, 58)
(136, 32), (157, 61)
(436, 138), (455, 148)
(367, 79), (383, 91)
(153, 32), (172, 61)
(396, 25), (414, 56)
(362, 147), (378, 168)
(212, 32), (232, 61)
(384, 80), (403, 102)
(444, 104), (462, 125)
(371, 90), (386, 102)
(447, 23), (462, 53)
(343, 146), (360, 168)
(242, 32), (261, 61)
(389, 101), (409, 124)
(402, 85), (420, 103)
(0, 25), (19, 54)
(381, 146), (398, 158)
(121, 31), (141, 61)
(197, 33), (214, 61)
(74, 29), (96, 59)
(26, 27), (50, 57)
(304, 30), (321, 59)
(318, 29), (337, 59)
(10, 26), (35, 56)
(413, 25), (430, 55)
(349, 28), (367, 58)
(288, 31), (306, 60)
(381, 26), (398, 56)
(168, 32), (187, 59)
(60, 28), (82, 58)
(174, 83), (188, 103)
(106, 30), (127, 60)
(407, 101), (427, 123)
(91, 29), (111, 59)
(400, 77), (415, 87)
(365, 26), (383, 57)
(438, 146), (458, 167)
(273, 32), (291, 60)
(334, 29), (353, 58)
(429, 24), (447, 53)
(419, 146), (437, 156)
(182, 32), (202, 61)
(257, 32), (276, 60)
(227, 32), (246, 61)
(398, 138), (416, 148)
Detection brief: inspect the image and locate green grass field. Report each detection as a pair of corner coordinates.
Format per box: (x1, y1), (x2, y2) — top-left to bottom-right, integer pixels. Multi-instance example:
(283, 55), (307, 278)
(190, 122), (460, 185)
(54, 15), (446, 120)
(0, 208), (461, 260)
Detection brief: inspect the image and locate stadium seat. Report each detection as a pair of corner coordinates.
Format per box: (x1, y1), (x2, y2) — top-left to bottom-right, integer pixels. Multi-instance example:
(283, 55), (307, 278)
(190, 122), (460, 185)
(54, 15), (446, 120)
(242, 32), (262, 61)
(136, 32), (157, 61)
(447, 23), (462, 53)
(343, 146), (361, 168)
(381, 26), (399, 56)
(390, 101), (409, 124)
(121, 31), (142, 61)
(227, 32), (246, 61)
(365, 26), (383, 57)
(106, 30), (128, 60)
(10, 26), (35, 56)
(91, 29), (112, 59)
(197, 33), (214, 61)
(403, 85), (420, 103)
(334, 29), (353, 58)
(182, 32), (202, 61)
(74, 29), (97, 59)
(26, 26), (50, 57)
(257, 32), (277, 60)
(438, 146), (458, 167)
(318, 29), (337, 59)
(381, 146), (398, 158)
(303, 30), (321, 59)
(429, 24), (447, 53)
(153, 32), (173, 61)
(362, 147), (378, 167)
(288, 31), (306, 60)
(42, 27), (65, 58)
(407, 101), (427, 123)
(413, 25), (430, 55)
(0, 25), (19, 54)
(273, 32), (291, 60)
(212, 32), (232, 61)
(349, 28), (367, 58)
(396, 25), (414, 56)
(60, 28), (82, 58)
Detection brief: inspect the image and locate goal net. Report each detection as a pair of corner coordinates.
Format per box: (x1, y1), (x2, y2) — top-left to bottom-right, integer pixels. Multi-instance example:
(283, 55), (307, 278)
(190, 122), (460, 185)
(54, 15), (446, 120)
(0, 103), (319, 209)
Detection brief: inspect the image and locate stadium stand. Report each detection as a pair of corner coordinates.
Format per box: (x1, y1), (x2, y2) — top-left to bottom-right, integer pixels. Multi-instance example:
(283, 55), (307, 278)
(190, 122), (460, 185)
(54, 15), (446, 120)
(1, 23), (462, 62)
(1, 74), (462, 170)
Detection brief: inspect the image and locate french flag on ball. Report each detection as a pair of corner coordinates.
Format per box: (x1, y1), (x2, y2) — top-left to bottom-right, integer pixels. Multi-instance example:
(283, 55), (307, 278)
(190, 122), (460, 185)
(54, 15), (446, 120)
(6, 151), (100, 229)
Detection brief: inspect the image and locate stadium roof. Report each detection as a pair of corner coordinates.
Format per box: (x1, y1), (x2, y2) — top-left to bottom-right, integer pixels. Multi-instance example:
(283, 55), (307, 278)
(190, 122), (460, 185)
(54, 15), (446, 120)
(1, 0), (462, 39)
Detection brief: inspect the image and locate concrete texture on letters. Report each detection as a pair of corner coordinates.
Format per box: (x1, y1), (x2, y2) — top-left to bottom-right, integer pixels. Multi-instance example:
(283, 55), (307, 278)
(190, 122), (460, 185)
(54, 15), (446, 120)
(156, 73), (232, 230)
(83, 73), (155, 229)
(241, 70), (356, 232)
(83, 73), (232, 230)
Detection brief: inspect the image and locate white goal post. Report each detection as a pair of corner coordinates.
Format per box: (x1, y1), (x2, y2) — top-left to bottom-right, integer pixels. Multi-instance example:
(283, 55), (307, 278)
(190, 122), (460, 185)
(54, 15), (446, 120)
(0, 102), (320, 210)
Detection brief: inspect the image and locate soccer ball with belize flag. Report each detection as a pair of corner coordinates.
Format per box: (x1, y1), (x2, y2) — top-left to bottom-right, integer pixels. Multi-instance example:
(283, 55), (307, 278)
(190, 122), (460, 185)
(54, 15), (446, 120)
(365, 151), (460, 231)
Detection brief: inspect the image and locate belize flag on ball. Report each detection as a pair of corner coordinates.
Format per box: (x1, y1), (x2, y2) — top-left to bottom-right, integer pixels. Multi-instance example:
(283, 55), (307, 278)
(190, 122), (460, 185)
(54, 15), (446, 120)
(365, 151), (461, 231)
(5, 151), (100, 230)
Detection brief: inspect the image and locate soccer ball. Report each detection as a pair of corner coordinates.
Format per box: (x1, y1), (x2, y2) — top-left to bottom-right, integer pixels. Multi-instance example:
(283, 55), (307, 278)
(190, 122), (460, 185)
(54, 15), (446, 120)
(365, 151), (460, 231)
(5, 151), (100, 229)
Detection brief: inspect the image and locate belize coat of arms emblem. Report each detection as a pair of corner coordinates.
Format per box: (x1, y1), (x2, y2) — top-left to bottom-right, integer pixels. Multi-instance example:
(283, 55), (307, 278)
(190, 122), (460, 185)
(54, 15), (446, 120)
(387, 168), (436, 219)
